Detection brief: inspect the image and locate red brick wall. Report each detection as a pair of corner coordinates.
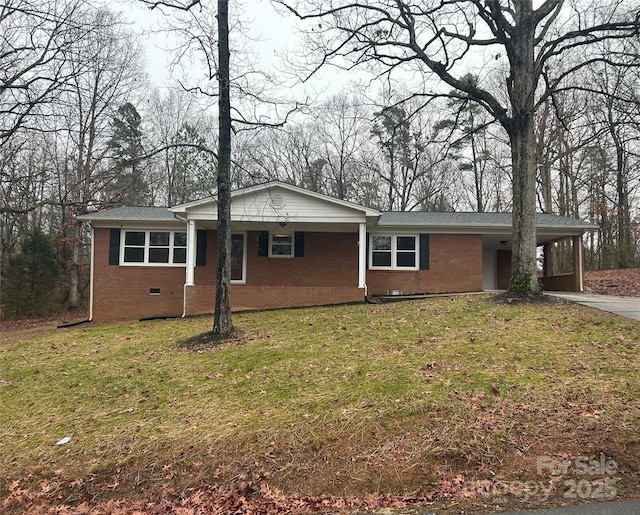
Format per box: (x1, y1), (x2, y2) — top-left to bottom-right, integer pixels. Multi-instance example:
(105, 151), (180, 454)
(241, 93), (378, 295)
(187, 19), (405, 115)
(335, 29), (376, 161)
(366, 234), (483, 295)
(187, 231), (363, 313)
(92, 229), (484, 321)
(541, 273), (577, 292)
(185, 285), (363, 313)
(92, 228), (185, 321)
(195, 231), (359, 286)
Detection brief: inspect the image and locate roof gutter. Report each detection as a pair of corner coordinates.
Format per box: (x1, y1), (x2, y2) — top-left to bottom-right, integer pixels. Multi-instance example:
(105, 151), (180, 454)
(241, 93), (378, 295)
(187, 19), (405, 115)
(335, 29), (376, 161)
(373, 224), (596, 235)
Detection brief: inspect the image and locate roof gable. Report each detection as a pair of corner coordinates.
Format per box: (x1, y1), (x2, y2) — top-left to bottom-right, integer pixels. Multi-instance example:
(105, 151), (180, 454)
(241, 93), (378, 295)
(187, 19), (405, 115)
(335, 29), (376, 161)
(171, 181), (380, 223)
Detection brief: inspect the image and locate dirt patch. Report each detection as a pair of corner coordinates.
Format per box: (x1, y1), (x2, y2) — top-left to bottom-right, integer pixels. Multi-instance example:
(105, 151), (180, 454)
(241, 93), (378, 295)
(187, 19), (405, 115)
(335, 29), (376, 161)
(0, 311), (89, 345)
(0, 310), (88, 332)
(176, 327), (266, 351)
(585, 268), (640, 297)
(490, 292), (570, 305)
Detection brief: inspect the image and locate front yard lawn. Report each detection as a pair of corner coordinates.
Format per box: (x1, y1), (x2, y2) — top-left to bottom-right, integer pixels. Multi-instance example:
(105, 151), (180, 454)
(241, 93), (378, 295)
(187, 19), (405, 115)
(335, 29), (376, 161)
(1, 295), (639, 513)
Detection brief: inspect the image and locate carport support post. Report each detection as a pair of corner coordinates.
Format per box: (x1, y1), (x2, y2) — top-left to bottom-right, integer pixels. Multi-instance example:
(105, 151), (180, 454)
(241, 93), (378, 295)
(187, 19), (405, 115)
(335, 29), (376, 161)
(573, 235), (583, 292)
(543, 242), (554, 278)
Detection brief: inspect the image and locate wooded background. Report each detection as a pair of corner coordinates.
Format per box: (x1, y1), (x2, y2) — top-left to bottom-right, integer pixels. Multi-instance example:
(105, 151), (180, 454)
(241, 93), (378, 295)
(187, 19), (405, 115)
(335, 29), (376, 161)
(2, 0), (639, 318)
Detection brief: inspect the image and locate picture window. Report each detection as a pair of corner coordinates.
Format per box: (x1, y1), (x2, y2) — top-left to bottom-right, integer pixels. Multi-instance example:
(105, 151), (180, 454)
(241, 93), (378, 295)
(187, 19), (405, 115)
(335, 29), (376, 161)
(122, 230), (187, 266)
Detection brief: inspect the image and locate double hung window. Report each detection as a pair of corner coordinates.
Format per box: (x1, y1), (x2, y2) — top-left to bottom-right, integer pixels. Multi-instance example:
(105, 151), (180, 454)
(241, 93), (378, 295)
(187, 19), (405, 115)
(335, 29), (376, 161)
(370, 235), (418, 270)
(269, 233), (293, 257)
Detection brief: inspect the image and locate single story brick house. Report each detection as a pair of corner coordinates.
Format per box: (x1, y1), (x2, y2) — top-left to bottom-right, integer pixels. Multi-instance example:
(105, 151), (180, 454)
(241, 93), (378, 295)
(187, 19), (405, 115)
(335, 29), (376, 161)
(78, 181), (596, 321)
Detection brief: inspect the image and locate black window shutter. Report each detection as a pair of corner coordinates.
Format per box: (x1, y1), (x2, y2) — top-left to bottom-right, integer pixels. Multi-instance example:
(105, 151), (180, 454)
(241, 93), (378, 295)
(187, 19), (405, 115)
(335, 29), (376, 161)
(196, 230), (207, 266)
(419, 234), (430, 270)
(258, 231), (269, 256)
(109, 229), (120, 265)
(294, 232), (304, 257)
(366, 234), (370, 268)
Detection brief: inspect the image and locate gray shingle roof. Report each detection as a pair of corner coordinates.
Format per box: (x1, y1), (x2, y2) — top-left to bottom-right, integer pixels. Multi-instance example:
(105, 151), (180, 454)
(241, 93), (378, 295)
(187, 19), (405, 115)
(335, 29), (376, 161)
(378, 211), (596, 229)
(77, 206), (176, 222)
(78, 205), (595, 232)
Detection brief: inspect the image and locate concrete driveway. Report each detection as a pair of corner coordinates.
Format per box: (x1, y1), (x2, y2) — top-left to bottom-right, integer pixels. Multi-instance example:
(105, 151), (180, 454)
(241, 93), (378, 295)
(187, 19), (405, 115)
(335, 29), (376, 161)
(545, 292), (640, 322)
(496, 499), (640, 514)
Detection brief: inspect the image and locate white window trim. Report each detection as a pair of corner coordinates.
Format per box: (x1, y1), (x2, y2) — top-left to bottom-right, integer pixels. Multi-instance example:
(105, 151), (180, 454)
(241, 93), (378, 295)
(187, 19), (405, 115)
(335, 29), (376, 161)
(369, 234), (419, 271)
(268, 232), (294, 258)
(120, 229), (187, 267)
(230, 232), (247, 285)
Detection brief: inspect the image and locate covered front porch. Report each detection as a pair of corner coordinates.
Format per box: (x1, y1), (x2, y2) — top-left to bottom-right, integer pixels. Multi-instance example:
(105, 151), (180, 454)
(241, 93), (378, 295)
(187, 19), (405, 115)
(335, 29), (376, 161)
(171, 182), (380, 315)
(181, 224), (368, 315)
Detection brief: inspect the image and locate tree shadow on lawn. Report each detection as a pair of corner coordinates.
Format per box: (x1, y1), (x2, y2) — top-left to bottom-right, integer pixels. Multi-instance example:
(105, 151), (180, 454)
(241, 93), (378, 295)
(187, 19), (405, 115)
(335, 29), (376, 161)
(176, 327), (262, 351)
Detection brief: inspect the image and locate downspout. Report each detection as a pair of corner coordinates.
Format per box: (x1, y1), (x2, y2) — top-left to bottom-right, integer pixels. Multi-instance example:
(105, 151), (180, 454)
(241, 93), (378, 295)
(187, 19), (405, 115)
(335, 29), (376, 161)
(358, 222), (370, 301)
(88, 224), (95, 321)
(178, 216), (195, 318)
(182, 283), (188, 319)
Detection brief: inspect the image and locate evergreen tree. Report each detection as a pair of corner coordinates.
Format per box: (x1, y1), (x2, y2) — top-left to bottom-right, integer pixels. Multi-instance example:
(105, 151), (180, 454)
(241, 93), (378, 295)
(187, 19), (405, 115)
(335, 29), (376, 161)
(168, 123), (217, 204)
(1, 230), (61, 319)
(106, 103), (150, 206)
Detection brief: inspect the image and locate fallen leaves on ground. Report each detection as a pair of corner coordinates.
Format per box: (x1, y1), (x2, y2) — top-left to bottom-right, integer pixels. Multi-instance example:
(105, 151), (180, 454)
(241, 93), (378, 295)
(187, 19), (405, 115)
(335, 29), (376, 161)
(3, 472), (455, 514)
(584, 268), (640, 297)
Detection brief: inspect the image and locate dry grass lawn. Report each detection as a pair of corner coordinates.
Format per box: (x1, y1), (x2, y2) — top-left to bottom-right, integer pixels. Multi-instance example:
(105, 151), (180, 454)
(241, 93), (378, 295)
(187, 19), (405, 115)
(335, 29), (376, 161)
(1, 294), (639, 513)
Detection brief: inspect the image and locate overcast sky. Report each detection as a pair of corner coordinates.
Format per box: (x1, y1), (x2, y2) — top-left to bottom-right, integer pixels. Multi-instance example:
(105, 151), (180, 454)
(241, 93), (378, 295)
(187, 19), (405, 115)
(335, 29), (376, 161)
(111, 0), (358, 101)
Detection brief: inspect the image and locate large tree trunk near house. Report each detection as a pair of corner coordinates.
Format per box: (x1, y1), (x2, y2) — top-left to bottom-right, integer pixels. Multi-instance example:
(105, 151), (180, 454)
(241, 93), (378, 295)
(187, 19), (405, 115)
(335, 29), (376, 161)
(506, 2), (539, 293)
(509, 117), (539, 293)
(213, 0), (232, 334)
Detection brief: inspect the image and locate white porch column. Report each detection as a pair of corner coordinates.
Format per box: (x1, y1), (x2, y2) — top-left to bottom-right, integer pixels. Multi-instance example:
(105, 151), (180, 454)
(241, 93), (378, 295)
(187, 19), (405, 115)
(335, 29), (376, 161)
(573, 235), (584, 292)
(358, 222), (367, 288)
(186, 220), (196, 286)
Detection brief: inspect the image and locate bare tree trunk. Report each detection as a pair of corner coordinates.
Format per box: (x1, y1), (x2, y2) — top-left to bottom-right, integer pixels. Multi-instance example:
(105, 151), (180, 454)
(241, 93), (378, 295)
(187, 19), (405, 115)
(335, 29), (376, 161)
(471, 128), (484, 212)
(213, 0), (232, 334)
(509, 117), (539, 292)
(536, 99), (553, 214)
(607, 99), (632, 268)
(507, 1), (539, 293)
(68, 224), (80, 308)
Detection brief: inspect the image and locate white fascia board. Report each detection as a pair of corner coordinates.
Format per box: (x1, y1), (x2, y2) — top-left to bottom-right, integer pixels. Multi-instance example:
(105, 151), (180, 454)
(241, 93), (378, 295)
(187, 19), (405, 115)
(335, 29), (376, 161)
(185, 213), (369, 224)
(536, 227), (590, 237)
(90, 220), (187, 230)
(373, 223), (505, 234)
(170, 197), (214, 214)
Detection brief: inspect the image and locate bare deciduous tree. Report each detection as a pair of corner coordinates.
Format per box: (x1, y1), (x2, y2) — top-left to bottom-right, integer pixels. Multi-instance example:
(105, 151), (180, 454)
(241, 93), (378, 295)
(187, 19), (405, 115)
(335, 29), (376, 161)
(141, 0), (298, 334)
(277, 0), (640, 292)
(0, 0), (85, 142)
(51, 7), (144, 308)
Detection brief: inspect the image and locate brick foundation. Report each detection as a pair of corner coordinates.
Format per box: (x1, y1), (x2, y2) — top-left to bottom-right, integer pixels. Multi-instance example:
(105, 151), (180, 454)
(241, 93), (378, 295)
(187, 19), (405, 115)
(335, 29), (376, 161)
(185, 284), (364, 314)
